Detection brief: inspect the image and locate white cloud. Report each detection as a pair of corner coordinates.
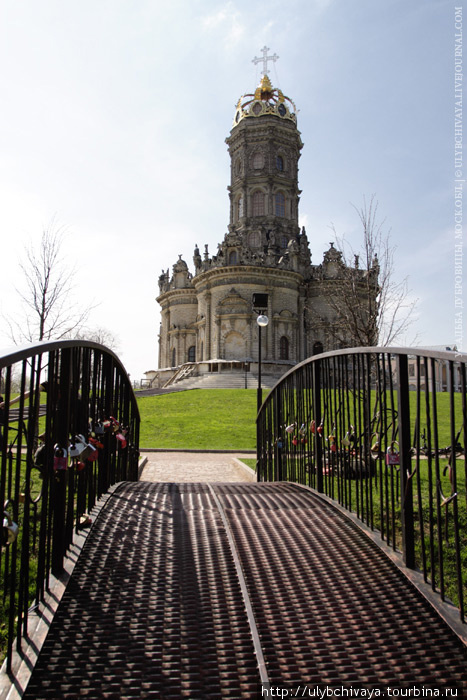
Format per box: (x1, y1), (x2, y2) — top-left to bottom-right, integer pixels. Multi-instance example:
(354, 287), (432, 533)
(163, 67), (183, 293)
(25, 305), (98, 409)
(202, 2), (245, 47)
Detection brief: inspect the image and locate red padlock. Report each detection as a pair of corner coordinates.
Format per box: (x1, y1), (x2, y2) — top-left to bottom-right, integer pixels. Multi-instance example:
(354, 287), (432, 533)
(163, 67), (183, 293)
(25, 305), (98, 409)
(386, 443), (400, 465)
(87, 446), (99, 462)
(116, 432), (127, 448)
(53, 445), (68, 471)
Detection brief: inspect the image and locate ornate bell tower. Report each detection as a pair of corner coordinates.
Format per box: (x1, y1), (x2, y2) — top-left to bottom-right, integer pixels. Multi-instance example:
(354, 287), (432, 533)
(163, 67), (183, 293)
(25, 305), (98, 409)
(225, 46), (303, 255)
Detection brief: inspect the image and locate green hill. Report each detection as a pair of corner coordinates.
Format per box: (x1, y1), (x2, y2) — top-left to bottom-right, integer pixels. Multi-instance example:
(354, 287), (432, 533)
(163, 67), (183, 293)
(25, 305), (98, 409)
(137, 389), (258, 450)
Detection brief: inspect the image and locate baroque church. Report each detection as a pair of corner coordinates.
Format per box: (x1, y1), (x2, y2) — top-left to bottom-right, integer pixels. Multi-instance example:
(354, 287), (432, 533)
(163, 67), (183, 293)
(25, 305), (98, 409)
(153, 49), (377, 389)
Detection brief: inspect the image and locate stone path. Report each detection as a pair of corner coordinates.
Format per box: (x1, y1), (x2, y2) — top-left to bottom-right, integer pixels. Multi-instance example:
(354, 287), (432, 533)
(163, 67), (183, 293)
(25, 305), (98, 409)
(139, 450), (256, 482)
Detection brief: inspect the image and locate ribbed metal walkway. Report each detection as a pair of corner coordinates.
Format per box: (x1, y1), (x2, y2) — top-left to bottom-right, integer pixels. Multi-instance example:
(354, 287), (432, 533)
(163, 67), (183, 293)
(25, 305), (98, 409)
(23, 482), (467, 698)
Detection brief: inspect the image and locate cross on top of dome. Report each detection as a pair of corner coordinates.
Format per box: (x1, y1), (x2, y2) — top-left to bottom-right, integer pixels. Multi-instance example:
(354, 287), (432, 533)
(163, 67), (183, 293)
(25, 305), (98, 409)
(233, 48), (297, 127)
(252, 46), (279, 77)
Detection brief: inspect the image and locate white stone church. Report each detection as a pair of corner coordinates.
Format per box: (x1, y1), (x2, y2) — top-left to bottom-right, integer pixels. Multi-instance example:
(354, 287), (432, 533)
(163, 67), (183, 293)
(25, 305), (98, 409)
(148, 50), (376, 390)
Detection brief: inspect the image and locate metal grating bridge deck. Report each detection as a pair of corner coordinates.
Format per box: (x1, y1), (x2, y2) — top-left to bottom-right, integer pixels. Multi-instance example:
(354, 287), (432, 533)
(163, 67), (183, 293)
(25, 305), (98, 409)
(23, 482), (467, 698)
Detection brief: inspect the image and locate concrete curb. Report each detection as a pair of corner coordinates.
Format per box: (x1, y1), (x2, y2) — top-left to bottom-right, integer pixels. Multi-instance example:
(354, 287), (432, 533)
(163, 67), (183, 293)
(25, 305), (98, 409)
(138, 455), (148, 479)
(231, 457), (257, 482)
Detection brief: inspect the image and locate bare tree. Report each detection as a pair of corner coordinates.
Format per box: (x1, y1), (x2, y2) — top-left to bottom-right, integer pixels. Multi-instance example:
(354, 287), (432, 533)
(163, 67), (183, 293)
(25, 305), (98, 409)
(325, 195), (417, 347)
(72, 326), (120, 353)
(5, 218), (94, 344)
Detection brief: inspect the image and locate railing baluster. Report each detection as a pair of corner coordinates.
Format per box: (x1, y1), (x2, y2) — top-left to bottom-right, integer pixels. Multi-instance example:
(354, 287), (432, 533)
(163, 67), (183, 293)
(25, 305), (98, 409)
(396, 353), (415, 569)
(0, 339), (140, 668)
(257, 345), (466, 623)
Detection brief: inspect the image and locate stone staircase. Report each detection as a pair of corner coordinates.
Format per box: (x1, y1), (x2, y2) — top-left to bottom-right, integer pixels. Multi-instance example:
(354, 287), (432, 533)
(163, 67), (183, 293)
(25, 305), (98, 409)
(165, 371), (279, 391)
(162, 363), (196, 388)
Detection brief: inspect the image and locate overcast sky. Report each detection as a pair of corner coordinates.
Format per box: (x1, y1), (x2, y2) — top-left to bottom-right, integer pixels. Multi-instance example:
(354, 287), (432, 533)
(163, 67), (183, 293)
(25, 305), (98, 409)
(0, 0), (463, 380)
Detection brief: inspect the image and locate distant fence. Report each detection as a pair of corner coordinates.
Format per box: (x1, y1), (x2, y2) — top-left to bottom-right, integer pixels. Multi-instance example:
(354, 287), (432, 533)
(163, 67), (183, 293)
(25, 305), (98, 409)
(0, 340), (140, 669)
(257, 347), (467, 623)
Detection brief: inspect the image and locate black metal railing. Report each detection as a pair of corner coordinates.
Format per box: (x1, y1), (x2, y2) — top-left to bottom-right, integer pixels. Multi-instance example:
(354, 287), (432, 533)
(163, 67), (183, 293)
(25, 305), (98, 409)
(0, 340), (140, 669)
(257, 347), (467, 623)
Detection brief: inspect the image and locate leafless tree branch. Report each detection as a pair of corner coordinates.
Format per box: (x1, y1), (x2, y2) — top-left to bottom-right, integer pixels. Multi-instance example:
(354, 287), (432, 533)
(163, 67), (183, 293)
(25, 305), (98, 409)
(4, 217), (97, 344)
(325, 195), (418, 347)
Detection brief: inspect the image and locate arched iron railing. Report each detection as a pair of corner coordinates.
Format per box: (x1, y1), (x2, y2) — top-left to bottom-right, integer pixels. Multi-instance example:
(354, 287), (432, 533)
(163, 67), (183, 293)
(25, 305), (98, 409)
(257, 347), (467, 624)
(0, 340), (140, 669)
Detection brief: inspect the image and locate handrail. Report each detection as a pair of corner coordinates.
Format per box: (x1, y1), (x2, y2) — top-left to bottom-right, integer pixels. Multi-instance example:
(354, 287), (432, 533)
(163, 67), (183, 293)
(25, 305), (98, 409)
(257, 346), (467, 624)
(259, 346), (467, 406)
(0, 338), (135, 378)
(0, 340), (140, 669)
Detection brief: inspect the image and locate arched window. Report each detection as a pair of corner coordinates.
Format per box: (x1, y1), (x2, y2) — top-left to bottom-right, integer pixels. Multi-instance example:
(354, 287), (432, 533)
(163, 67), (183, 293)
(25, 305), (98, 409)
(228, 250), (238, 265)
(237, 197), (244, 220)
(253, 152), (264, 169)
(187, 346), (195, 362)
(252, 191), (265, 216)
(279, 336), (289, 361)
(276, 155), (284, 171)
(248, 231), (261, 248)
(171, 348), (176, 367)
(275, 192), (285, 217)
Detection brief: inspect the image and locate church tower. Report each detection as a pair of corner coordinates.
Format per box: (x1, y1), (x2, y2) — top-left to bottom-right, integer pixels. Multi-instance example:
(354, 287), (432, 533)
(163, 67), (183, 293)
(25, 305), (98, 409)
(226, 62), (303, 257)
(155, 49), (377, 385)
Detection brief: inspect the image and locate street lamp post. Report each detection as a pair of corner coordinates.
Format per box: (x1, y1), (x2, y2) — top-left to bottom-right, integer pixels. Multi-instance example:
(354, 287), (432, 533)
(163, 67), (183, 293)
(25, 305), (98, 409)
(256, 313), (269, 412)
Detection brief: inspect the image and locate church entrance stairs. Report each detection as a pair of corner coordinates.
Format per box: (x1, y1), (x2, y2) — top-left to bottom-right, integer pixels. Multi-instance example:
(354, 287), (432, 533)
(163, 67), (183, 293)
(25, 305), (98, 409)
(161, 370), (279, 391)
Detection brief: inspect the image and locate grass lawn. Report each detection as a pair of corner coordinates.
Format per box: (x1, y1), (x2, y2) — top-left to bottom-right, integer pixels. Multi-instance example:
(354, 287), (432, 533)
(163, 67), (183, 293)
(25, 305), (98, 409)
(137, 389), (258, 450)
(239, 458), (257, 470)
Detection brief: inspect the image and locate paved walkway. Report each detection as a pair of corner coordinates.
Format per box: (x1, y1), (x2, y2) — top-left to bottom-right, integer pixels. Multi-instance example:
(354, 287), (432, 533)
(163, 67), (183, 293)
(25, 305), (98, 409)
(139, 450), (256, 482)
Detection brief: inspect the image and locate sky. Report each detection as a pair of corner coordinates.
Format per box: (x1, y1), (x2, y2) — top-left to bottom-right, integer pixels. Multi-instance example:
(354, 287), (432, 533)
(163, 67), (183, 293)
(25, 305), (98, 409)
(0, 0), (464, 381)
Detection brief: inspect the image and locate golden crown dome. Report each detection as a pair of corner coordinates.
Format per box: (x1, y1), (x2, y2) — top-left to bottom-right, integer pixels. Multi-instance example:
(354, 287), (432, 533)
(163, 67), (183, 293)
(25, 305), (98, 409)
(233, 74), (297, 127)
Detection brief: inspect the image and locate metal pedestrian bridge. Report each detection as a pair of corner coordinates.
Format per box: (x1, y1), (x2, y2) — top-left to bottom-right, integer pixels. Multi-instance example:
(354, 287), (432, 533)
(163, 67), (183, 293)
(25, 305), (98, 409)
(0, 342), (466, 697)
(15, 481), (467, 698)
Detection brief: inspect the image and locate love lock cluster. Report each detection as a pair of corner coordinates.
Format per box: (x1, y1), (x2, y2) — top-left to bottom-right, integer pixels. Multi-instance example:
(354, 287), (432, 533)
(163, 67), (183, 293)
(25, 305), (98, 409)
(34, 416), (130, 474)
(275, 420), (400, 467)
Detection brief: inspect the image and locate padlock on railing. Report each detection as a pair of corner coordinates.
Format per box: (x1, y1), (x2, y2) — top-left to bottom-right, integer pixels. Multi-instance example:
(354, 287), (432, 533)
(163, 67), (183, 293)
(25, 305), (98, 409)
(115, 432), (127, 449)
(86, 444), (99, 461)
(371, 434), (380, 455)
(69, 438), (86, 458)
(53, 445), (68, 471)
(3, 510), (19, 546)
(386, 442), (400, 466)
